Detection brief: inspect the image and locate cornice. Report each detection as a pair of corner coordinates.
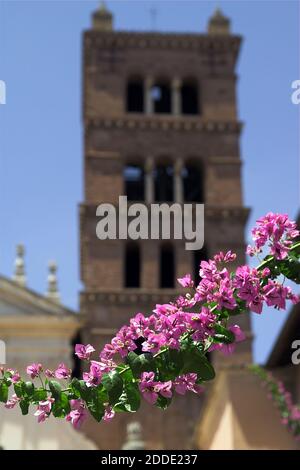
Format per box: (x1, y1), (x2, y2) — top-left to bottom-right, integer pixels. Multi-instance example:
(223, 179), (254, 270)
(85, 116), (243, 134)
(80, 288), (182, 307)
(84, 31), (242, 56)
(86, 149), (121, 160)
(205, 206), (250, 222)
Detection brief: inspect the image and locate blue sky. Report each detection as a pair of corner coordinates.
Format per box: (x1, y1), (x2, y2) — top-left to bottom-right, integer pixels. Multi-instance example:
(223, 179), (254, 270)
(0, 0), (299, 363)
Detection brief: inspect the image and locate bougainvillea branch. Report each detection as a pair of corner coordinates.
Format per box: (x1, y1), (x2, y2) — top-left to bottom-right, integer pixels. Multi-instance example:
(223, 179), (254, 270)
(250, 365), (300, 439)
(0, 213), (299, 428)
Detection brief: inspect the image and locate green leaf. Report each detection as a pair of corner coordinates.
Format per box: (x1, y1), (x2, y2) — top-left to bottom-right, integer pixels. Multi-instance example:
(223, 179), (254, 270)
(0, 382), (9, 403)
(116, 364), (133, 383)
(32, 388), (47, 402)
(126, 352), (156, 378)
(3, 371), (13, 382)
(114, 382), (141, 413)
(213, 324), (235, 344)
(24, 381), (35, 397)
(156, 349), (184, 381)
(49, 380), (62, 399)
(181, 347), (215, 381)
(278, 259), (300, 284)
(156, 395), (172, 410)
(86, 387), (105, 422)
(14, 381), (25, 398)
(52, 393), (71, 418)
(70, 378), (91, 401)
(19, 399), (30, 415)
(123, 382), (140, 412)
(260, 246), (300, 284)
(102, 370), (123, 406)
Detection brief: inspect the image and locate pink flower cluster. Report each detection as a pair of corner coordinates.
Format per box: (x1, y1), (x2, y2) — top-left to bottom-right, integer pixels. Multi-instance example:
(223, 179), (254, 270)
(25, 362), (71, 381)
(247, 212), (299, 259)
(98, 254), (257, 365)
(138, 372), (204, 405)
(138, 372), (172, 405)
(1, 212), (299, 430)
(234, 265), (298, 314)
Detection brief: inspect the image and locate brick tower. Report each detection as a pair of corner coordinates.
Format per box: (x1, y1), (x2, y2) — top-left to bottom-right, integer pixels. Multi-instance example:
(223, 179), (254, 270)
(80, 4), (251, 449)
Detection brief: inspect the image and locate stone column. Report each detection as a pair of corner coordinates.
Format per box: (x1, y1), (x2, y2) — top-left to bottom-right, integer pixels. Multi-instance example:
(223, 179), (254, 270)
(174, 158), (184, 203)
(145, 157), (154, 203)
(145, 77), (154, 114)
(172, 78), (181, 115)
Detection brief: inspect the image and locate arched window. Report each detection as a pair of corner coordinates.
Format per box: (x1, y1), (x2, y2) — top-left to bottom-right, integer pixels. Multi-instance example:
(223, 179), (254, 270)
(160, 244), (175, 288)
(124, 164), (145, 201)
(127, 78), (144, 113)
(154, 163), (174, 202)
(181, 80), (199, 115)
(125, 243), (140, 288)
(193, 246), (208, 286)
(152, 81), (171, 114)
(182, 161), (204, 202)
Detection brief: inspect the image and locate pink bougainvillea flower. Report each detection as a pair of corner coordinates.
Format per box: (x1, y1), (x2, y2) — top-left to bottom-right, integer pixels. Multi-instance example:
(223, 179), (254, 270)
(142, 332), (166, 354)
(26, 363), (43, 379)
(75, 343), (95, 361)
(99, 343), (117, 361)
(154, 380), (172, 399)
(54, 363), (71, 380)
(174, 374), (204, 396)
(83, 361), (102, 387)
(177, 274), (194, 288)
(6, 369), (21, 384)
(5, 394), (20, 409)
(214, 251), (237, 264)
(109, 326), (137, 359)
(229, 324), (246, 343)
(263, 281), (292, 310)
(66, 409), (88, 429)
(45, 369), (55, 378)
(153, 303), (178, 316)
(139, 372), (158, 405)
(103, 406), (115, 422)
(139, 372), (174, 404)
(34, 398), (54, 423)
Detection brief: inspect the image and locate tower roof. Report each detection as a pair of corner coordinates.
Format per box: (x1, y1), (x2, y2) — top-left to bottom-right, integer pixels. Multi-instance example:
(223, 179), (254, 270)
(208, 7), (231, 35)
(92, 2), (113, 32)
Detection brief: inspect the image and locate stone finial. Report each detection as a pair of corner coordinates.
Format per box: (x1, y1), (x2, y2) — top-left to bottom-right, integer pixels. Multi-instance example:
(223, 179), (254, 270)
(208, 8), (231, 35)
(121, 422), (145, 450)
(46, 261), (60, 303)
(92, 2), (113, 32)
(13, 244), (26, 287)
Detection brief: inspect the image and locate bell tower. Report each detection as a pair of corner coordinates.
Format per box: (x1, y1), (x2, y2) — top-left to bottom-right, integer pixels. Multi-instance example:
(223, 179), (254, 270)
(80, 4), (251, 449)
